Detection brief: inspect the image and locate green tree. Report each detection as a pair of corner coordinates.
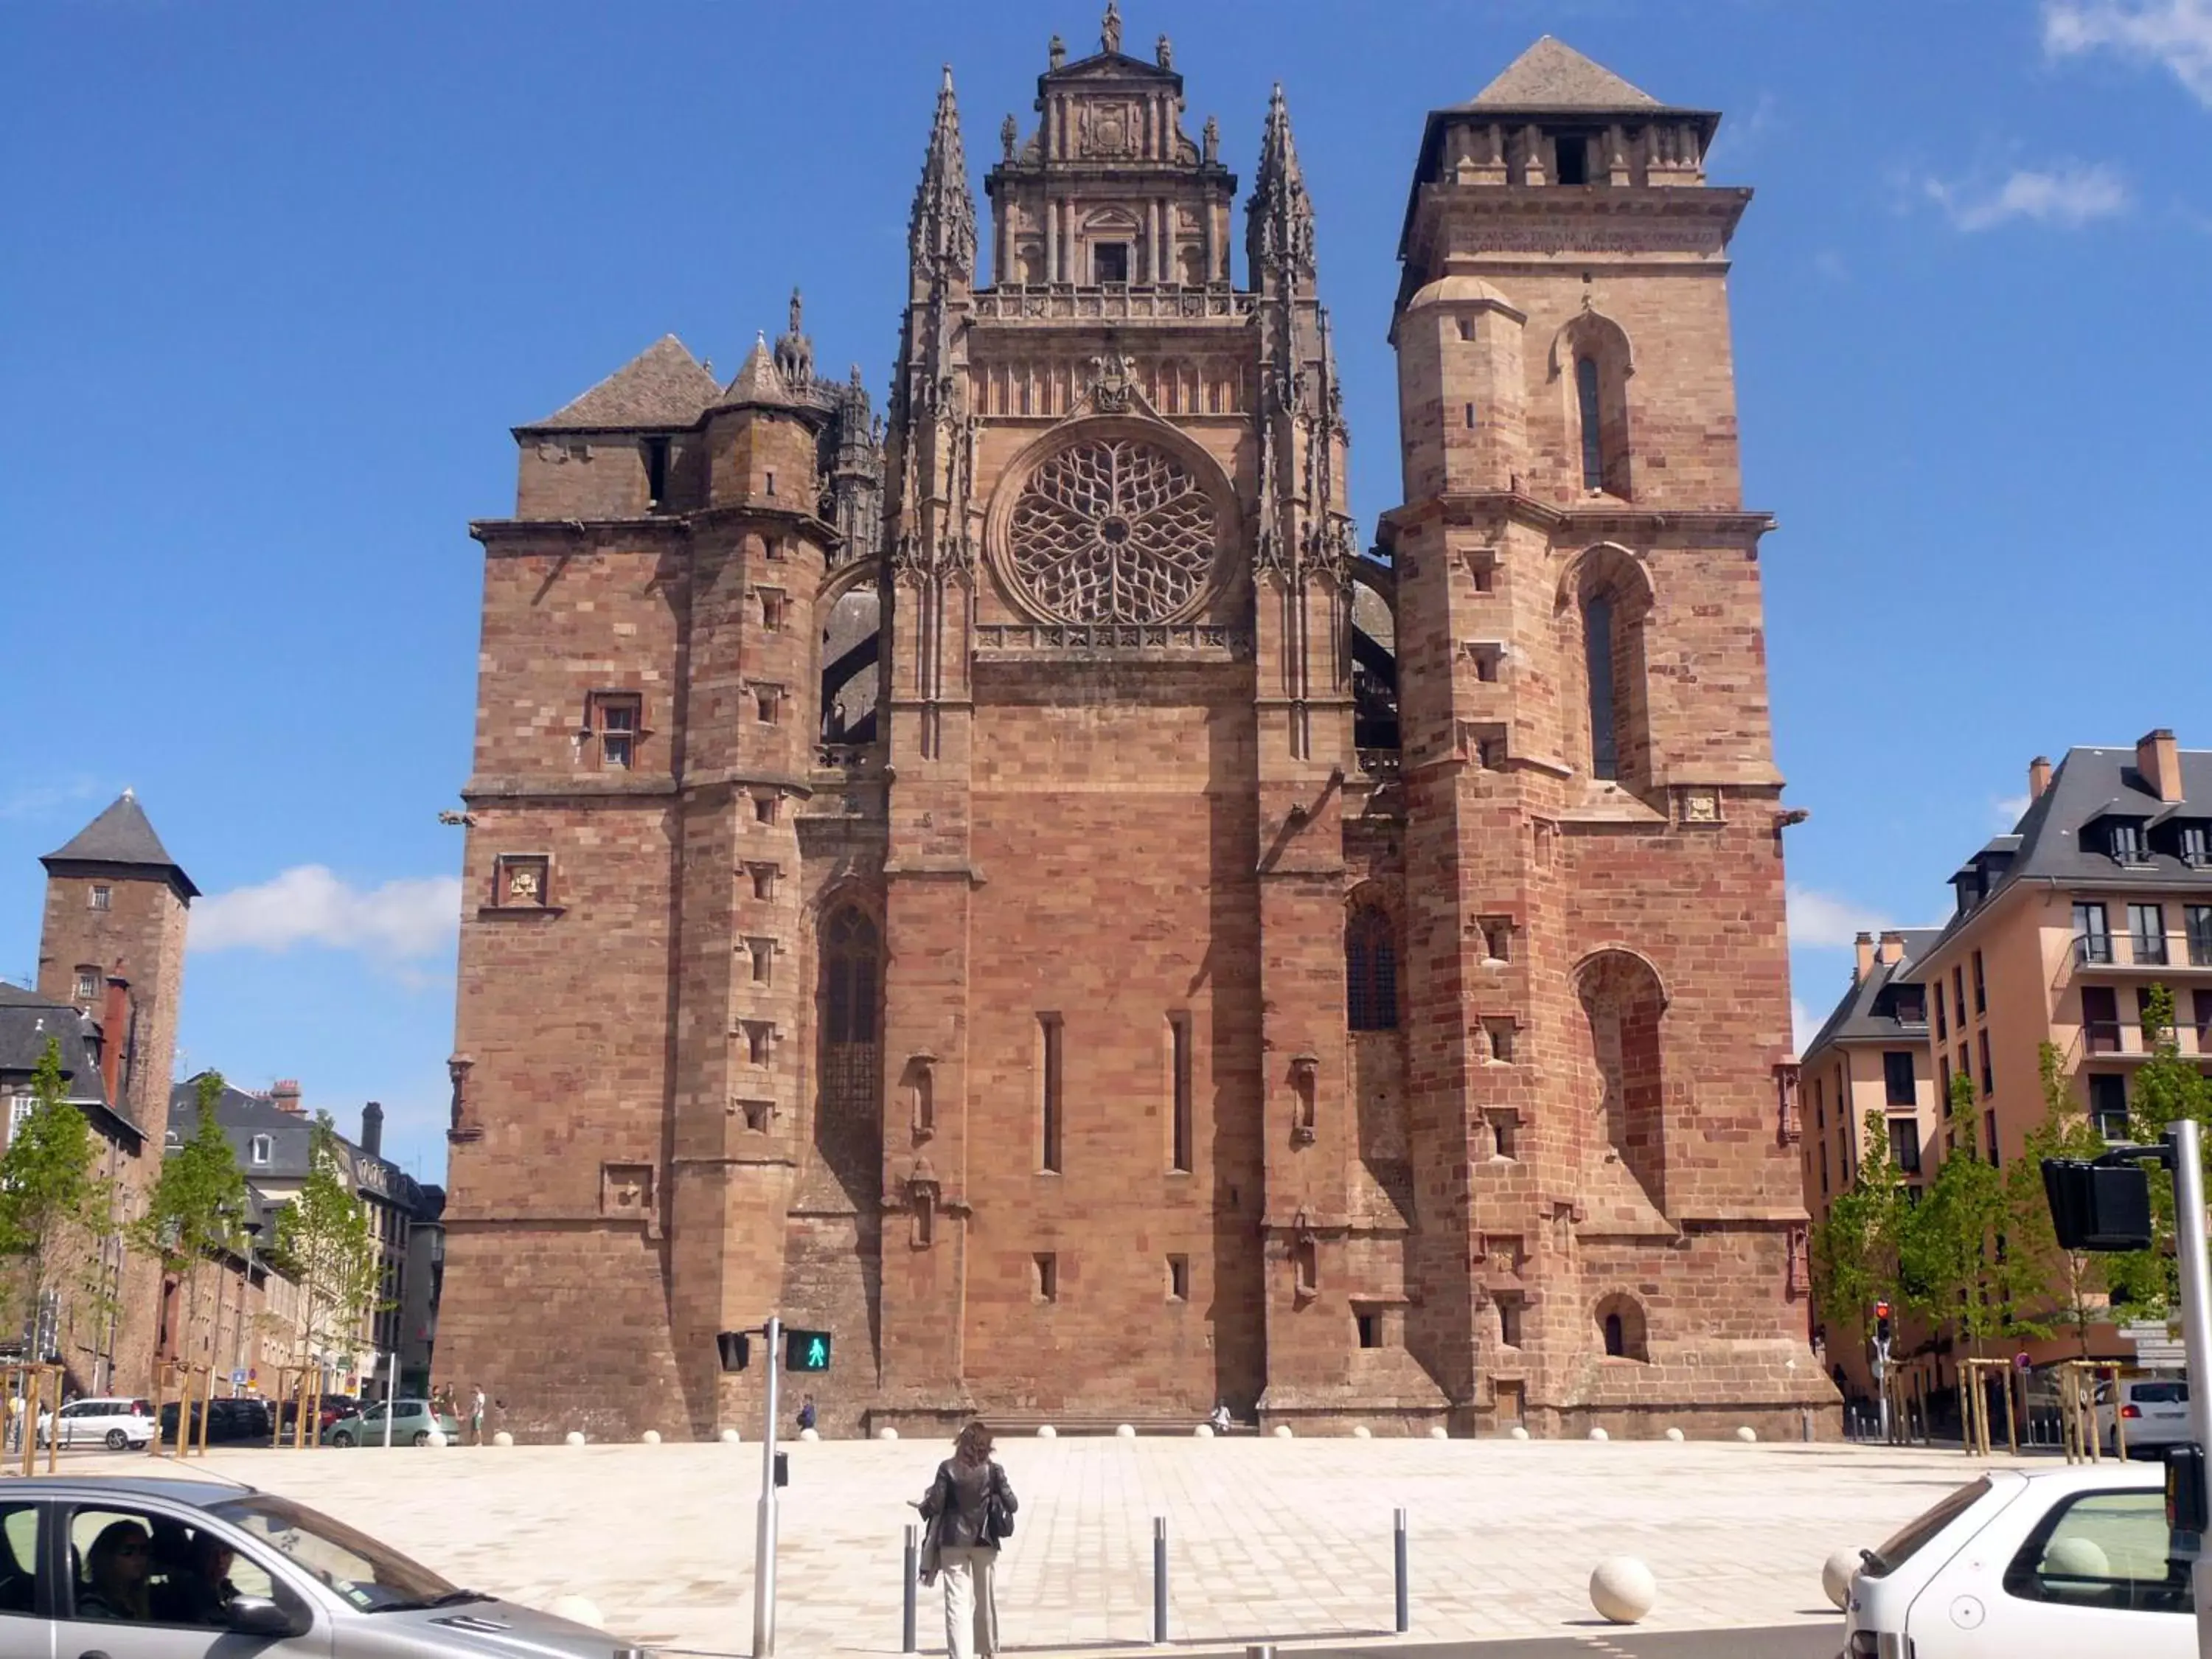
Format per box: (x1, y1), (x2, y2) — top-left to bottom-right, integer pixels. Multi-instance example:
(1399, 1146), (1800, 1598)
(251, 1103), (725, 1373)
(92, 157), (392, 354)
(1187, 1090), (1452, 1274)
(269, 1113), (380, 1381)
(133, 1070), (249, 1363)
(1994, 1043), (2110, 1351)
(0, 1037), (111, 1355)
(2101, 984), (2212, 1313)
(1811, 1108), (1911, 1352)
(1901, 1073), (2008, 1363)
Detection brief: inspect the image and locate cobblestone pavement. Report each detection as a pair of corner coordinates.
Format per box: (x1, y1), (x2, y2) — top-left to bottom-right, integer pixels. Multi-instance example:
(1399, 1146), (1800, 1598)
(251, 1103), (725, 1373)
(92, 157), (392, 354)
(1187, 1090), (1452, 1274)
(91, 1436), (2004, 1655)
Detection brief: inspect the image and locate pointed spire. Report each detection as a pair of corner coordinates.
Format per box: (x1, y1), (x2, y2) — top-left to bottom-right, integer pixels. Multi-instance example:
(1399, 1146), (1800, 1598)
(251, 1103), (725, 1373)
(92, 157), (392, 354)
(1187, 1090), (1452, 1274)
(724, 332), (793, 407)
(42, 792), (198, 900)
(908, 65), (977, 289)
(1468, 36), (1661, 111)
(1247, 83), (1317, 286)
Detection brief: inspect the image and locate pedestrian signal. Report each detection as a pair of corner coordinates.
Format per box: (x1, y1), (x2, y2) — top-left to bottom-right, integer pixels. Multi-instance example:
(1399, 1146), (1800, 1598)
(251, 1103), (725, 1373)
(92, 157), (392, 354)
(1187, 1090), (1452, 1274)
(785, 1329), (832, 1371)
(717, 1332), (753, 1372)
(2041, 1158), (2153, 1252)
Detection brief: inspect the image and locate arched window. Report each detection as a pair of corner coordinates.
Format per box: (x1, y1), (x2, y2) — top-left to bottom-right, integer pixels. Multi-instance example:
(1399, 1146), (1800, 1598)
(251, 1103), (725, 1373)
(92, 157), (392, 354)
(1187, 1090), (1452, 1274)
(824, 908), (879, 1044)
(1596, 1293), (1649, 1361)
(1576, 355), (1605, 491)
(1578, 950), (1668, 1212)
(1561, 545), (1653, 792)
(1585, 591), (1618, 780)
(1603, 1312), (1625, 1357)
(1346, 906), (1398, 1032)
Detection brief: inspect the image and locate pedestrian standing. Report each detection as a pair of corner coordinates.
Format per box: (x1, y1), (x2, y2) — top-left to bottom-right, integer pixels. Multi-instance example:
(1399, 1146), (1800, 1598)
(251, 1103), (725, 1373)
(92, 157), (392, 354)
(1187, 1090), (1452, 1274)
(470, 1385), (486, 1445)
(915, 1421), (1017, 1659)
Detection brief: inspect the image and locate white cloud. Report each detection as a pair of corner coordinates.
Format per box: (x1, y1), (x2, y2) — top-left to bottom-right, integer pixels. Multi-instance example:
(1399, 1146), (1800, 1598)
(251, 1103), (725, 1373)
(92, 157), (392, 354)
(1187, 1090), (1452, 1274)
(1787, 885), (1895, 951)
(189, 866), (461, 962)
(0, 776), (105, 822)
(1993, 793), (2031, 828)
(1922, 162), (2131, 231)
(2047, 0), (2212, 103)
(1812, 249), (1850, 283)
(1792, 997), (1821, 1054)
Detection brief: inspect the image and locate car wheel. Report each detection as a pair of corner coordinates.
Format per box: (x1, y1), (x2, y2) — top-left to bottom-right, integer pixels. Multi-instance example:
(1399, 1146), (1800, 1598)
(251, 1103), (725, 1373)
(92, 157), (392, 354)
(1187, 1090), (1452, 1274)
(332, 1430), (355, 1448)
(105, 1428), (128, 1451)
(412, 1430), (431, 1447)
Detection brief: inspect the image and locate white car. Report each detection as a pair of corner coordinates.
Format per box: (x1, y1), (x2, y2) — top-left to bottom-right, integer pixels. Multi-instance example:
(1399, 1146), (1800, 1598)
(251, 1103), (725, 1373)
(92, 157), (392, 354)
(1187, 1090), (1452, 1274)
(2098, 1376), (2191, 1455)
(1845, 1462), (2191, 1657)
(35, 1395), (154, 1450)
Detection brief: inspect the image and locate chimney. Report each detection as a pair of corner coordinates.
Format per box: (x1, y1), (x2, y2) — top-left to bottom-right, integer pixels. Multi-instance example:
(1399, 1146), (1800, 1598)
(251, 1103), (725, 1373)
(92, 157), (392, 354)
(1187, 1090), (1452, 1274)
(2028, 755), (2053, 801)
(1877, 930), (1907, 966)
(2137, 728), (2183, 804)
(100, 975), (129, 1105)
(361, 1100), (384, 1158)
(1854, 931), (1875, 983)
(271, 1079), (304, 1116)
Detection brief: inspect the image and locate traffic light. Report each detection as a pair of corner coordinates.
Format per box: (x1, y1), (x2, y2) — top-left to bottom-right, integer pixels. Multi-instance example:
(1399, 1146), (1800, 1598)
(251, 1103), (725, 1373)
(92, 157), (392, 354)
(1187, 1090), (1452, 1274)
(2170, 1443), (2209, 1534)
(2042, 1158), (2154, 1252)
(773, 1450), (790, 1488)
(1874, 1301), (1892, 1346)
(785, 1329), (832, 1372)
(717, 1332), (752, 1373)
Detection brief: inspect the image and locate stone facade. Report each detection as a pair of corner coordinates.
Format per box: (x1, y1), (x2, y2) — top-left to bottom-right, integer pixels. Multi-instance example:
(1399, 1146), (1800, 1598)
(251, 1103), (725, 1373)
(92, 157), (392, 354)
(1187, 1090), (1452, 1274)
(439, 23), (1834, 1441)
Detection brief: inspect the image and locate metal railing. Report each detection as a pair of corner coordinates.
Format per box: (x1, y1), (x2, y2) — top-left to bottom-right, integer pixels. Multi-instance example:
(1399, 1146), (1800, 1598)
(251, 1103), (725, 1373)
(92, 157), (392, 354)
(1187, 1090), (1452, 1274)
(973, 622), (1251, 656)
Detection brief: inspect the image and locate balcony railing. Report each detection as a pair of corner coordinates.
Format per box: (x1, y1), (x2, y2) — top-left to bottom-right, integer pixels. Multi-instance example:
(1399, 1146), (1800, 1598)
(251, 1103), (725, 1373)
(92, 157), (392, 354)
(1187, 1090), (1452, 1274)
(2132, 933), (2171, 966)
(2074, 933), (2114, 965)
(973, 622), (1251, 657)
(973, 284), (1257, 323)
(2084, 1019), (2124, 1055)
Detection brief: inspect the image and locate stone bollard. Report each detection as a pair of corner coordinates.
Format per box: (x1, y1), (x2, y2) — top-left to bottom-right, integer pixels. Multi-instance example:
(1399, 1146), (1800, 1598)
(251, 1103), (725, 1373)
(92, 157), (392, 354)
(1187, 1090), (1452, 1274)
(1589, 1557), (1657, 1624)
(565, 1431), (586, 1447)
(425, 1430), (448, 1448)
(1272, 1424), (1293, 1439)
(1352, 1425), (1372, 1439)
(1428, 1425), (1448, 1441)
(1509, 1426), (1530, 1441)
(1735, 1425), (1758, 1443)
(719, 1427), (742, 1444)
(879, 1427), (900, 1441)
(1821, 1548), (1859, 1610)
(1037, 1425), (1057, 1438)
(799, 1427), (820, 1442)
(641, 1430), (661, 1445)
(548, 1594), (605, 1628)
(1194, 1425), (1213, 1438)
(1664, 1427), (1686, 1442)
(1117, 1424), (1136, 1438)
(1587, 1427), (1609, 1442)
(492, 1430), (514, 1447)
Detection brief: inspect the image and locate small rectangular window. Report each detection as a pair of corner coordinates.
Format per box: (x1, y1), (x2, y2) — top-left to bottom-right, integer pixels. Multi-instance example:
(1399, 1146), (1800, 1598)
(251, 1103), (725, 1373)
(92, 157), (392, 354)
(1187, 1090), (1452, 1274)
(747, 939), (774, 985)
(1033, 1253), (1058, 1302)
(1972, 949), (1986, 1015)
(754, 792), (779, 825)
(765, 469), (777, 496)
(1039, 1013), (1064, 1173)
(89, 885), (111, 911)
(740, 1099), (773, 1133)
(1093, 243), (1129, 284)
(1553, 132), (1590, 185)
(759, 588), (787, 632)
(1984, 1109), (1999, 1167)
(1463, 403), (1476, 430)
(1979, 1031), (1994, 1096)
(1889, 1117), (1922, 1175)
(2090, 1073), (2129, 1140)
(1496, 1294), (1524, 1348)
(644, 436), (670, 507)
(1355, 1311), (1381, 1349)
(1455, 317), (1475, 342)
(749, 864), (776, 901)
(591, 692), (641, 771)
(2082, 987), (2122, 1055)
(1168, 1012), (1193, 1174)
(2188, 905), (2212, 967)
(1487, 1109), (1517, 1161)
(73, 969), (99, 1002)
(1882, 1050), (1916, 1107)
(1166, 1256), (1189, 1302)
(1952, 967), (1966, 1029)
(1485, 1019), (1517, 1064)
(743, 1022), (772, 1066)
(250, 1135), (271, 1166)
(754, 688), (779, 726)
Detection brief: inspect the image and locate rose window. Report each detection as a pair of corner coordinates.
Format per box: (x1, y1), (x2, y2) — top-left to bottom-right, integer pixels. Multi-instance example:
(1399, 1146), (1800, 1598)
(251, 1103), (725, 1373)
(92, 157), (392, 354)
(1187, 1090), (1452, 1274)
(1005, 438), (1220, 623)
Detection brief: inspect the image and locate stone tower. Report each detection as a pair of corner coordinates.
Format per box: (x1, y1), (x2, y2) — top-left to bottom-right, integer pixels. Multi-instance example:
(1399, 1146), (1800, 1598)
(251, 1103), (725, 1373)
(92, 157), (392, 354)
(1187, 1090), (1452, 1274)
(36, 790), (195, 1391)
(1379, 36), (1832, 1433)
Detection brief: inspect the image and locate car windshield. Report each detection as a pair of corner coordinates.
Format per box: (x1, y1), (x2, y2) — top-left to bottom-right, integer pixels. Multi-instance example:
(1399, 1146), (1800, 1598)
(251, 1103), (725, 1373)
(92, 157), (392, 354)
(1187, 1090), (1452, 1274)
(1860, 1476), (1992, 1578)
(207, 1492), (457, 1613)
(2132, 1382), (2188, 1404)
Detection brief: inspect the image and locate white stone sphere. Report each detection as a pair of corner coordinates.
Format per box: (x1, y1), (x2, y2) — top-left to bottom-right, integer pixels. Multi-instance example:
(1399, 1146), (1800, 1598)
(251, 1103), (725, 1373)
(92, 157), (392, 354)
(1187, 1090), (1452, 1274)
(1821, 1549), (1859, 1610)
(1663, 1427), (1686, 1443)
(492, 1430), (514, 1447)
(1352, 1425), (1372, 1439)
(640, 1430), (661, 1445)
(564, 1430), (585, 1447)
(1509, 1425), (1531, 1441)
(719, 1427), (742, 1444)
(548, 1594), (605, 1629)
(1735, 1425), (1758, 1443)
(799, 1427), (820, 1442)
(425, 1430), (448, 1448)
(1194, 1425), (1213, 1438)
(1273, 1423), (1294, 1439)
(1428, 1425), (1449, 1441)
(2045, 1537), (2110, 1579)
(1037, 1425), (1056, 1438)
(1116, 1424), (1136, 1438)
(1587, 1427), (1610, 1442)
(878, 1427), (899, 1441)
(1589, 1557), (1658, 1624)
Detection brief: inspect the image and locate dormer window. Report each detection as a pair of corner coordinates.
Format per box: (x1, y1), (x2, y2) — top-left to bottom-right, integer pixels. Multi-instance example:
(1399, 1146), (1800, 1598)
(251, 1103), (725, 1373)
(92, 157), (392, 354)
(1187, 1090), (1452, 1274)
(250, 1135), (272, 1166)
(2108, 820), (2150, 865)
(1889, 987), (1926, 1026)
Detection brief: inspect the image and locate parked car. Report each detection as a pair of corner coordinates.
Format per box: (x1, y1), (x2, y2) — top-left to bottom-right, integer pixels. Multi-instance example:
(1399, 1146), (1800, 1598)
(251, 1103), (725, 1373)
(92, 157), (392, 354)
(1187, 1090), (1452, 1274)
(1844, 1461), (2189, 1656)
(159, 1394), (275, 1446)
(276, 1392), (357, 1436)
(35, 1397), (153, 1451)
(2096, 1375), (2190, 1456)
(320, 1398), (462, 1448)
(0, 1472), (627, 1655)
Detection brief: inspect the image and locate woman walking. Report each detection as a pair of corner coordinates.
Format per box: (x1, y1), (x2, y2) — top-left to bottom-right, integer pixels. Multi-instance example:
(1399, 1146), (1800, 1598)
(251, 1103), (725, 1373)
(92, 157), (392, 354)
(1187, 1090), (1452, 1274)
(917, 1420), (1018, 1659)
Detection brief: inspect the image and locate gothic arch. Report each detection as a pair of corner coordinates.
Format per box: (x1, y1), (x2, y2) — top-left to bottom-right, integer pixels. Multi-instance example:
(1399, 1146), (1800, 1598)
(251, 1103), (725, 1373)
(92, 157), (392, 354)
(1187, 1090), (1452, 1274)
(1593, 1291), (1649, 1361)
(1576, 948), (1669, 1214)
(1548, 306), (1635, 499)
(1345, 888), (1400, 1032)
(812, 897), (885, 1212)
(1556, 544), (1655, 789)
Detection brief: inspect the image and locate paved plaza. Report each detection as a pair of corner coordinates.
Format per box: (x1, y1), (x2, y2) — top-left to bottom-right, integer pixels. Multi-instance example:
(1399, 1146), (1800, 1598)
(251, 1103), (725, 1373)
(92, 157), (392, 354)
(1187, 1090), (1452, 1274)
(52, 1433), (2022, 1655)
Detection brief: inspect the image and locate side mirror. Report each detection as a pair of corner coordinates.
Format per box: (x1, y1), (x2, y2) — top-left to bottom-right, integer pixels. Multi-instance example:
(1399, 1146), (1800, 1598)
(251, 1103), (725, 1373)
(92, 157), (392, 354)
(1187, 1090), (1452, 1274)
(227, 1595), (306, 1638)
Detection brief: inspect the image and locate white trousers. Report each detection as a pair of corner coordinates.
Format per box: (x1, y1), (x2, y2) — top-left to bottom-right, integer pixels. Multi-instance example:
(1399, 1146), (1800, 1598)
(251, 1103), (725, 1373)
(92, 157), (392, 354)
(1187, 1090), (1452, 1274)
(939, 1545), (999, 1659)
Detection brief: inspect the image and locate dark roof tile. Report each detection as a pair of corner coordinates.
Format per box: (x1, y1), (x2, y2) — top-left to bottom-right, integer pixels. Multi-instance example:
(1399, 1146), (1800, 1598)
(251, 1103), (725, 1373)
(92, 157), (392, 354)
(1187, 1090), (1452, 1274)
(524, 335), (722, 432)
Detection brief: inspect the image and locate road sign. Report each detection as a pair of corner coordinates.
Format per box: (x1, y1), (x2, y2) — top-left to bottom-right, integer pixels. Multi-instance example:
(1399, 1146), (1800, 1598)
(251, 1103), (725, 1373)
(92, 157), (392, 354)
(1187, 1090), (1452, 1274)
(230, 1370), (247, 1387)
(2137, 1342), (2189, 1368)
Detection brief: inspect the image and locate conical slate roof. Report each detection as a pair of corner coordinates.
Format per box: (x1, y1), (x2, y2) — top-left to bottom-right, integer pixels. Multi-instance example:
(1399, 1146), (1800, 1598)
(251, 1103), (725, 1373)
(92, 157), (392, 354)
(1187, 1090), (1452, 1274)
(526, 335), (723, 431)
(720, 333), (793, 407)
(1467, 36), (1661, 111)
(41, 790), (198, 899)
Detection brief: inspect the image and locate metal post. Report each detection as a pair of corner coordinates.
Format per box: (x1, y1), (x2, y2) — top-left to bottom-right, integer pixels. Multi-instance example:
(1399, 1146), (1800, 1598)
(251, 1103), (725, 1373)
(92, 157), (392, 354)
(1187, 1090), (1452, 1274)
(754, 1315), (782, 1659)
(1152, 1516), (1167, 1644)
(1873, 1337), (1891, 1444)
(383, 1351), (397, 1450)
(902, 1524), (918, 1654)
(1393, 1506), (1409, 1634)
(2164, 1119), (2212, 1658)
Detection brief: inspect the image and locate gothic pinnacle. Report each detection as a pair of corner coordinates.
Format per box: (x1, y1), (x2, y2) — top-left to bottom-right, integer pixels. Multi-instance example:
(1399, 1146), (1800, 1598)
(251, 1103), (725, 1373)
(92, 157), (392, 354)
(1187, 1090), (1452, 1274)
(908, 63), (977, 286)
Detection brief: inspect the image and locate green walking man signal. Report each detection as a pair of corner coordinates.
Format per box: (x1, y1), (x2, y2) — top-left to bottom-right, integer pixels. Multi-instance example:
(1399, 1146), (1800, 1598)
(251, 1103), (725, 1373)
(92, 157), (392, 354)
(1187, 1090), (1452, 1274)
(716, 1326), (832, 1373)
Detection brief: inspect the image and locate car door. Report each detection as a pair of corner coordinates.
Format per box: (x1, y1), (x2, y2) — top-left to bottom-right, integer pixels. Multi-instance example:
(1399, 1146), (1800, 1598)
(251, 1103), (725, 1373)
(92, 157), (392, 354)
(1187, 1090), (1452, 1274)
(46, 1498), (325, 1659)
(1921, 1484), (2193, 1658)
(0, 1496), (48, 1659)
(57, 1405), (89, 1450)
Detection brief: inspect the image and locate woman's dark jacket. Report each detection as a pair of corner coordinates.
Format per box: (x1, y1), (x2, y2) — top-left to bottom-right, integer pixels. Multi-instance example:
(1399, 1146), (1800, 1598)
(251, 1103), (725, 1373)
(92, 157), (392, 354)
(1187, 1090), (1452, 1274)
(920, 1456), (1017, 1550)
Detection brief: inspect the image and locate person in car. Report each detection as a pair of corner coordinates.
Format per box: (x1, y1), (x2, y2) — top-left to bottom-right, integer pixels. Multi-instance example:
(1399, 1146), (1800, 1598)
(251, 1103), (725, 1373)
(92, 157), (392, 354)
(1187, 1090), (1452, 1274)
(916, 1420), (1017, 1659)
(153, 1530), (240, 1625)
(79, 1520), (154, 1620)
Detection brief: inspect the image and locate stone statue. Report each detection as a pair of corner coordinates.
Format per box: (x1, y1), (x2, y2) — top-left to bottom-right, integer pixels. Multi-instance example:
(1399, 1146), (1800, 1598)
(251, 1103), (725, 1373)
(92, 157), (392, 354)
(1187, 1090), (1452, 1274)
(1102, 1), (1121, 54)
(1156, 33), (1172, 69)
(1001, 112), (1017, 161)
(1202, 115), (1219, 164)
(1048, 33), (1065, 69)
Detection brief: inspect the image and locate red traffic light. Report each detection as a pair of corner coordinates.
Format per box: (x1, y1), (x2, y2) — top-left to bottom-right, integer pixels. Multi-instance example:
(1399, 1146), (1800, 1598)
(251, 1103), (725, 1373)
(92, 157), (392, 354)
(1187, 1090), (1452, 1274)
(1874, 1301), (1891, 1319)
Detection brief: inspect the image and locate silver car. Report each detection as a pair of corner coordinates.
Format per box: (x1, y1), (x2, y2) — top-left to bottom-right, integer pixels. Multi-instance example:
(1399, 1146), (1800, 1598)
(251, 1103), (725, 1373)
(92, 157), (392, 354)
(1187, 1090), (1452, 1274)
(0, 1474), (642, 1657)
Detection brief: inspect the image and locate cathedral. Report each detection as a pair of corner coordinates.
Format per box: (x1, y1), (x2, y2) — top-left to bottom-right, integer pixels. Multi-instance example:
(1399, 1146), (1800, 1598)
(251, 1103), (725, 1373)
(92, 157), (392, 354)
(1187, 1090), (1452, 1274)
(439, 15), (1836, 1440)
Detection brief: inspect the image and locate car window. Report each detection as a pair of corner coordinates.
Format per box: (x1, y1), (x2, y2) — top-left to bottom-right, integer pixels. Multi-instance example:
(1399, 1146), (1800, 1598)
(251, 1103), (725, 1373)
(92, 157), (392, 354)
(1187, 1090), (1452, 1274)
(0, 1503), (36, 1618)
(1860, 1476), (1992, 1578)
(2132, 1382), (2187, 1405)
(207, 1492), (453, 1613)
(67, 1505), (281, 1628)
(2004, 1489), (2189, 1615)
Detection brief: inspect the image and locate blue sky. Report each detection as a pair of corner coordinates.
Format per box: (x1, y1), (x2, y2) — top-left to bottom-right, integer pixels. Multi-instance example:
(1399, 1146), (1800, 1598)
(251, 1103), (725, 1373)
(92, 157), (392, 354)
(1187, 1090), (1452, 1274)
(4, 1), (2209, 1183)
